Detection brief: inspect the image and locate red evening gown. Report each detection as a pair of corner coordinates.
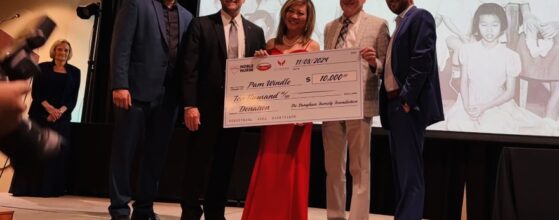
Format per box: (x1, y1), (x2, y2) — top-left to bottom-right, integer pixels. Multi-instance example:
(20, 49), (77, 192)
(241, 47), (312, 220)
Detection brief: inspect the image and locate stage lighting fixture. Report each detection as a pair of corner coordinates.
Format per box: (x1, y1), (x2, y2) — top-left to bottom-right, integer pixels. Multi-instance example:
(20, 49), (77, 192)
(76, 2), (102, 122)
(76, 2), (100, 19)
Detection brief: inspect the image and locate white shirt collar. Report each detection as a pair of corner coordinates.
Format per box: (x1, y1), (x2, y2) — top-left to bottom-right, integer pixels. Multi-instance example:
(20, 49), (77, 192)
(339, 10), (362, 25)
(398, 4), (414, 20)
(220, 10), (242, 26)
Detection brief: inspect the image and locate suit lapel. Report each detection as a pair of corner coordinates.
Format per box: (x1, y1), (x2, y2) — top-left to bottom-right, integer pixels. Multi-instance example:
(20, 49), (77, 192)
(242, 16), (252, 56)
(177, 7), (185, 45)
(328, 19), (342, 49)
(356, 14), (367, 47)
(394, 6), (416, 43)
(212, 13), (227, 58)
(391, 7), (416, 78)
(152, 0), (168, 46)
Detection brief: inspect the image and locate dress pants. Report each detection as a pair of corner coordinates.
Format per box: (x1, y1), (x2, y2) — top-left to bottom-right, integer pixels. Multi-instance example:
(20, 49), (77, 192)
(108, 91), (178, 218)
(180, 113), (242, 220)
(387, 99), (426, 220)
(322, 118), (372, 220)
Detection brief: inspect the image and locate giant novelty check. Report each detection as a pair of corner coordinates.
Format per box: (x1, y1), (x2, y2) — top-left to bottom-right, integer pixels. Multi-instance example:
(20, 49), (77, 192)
(224, 48), (363, 128)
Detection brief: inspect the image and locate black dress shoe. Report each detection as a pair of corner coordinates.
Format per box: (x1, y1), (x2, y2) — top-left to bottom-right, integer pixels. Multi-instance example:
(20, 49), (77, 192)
(131, 212), (160, 220)
(111, 215), (130, 220)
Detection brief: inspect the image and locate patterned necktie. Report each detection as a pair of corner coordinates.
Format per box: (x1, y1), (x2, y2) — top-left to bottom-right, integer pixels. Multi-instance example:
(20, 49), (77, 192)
(228, 19), (238, 59)
(335, 18), (352, 49)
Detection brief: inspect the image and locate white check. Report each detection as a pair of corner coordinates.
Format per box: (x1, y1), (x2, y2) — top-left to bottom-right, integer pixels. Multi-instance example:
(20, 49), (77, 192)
(224, 48), (363, 128)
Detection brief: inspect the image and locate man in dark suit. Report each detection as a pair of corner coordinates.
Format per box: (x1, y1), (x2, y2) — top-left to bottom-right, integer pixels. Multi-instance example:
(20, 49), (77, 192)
(179, 0), (265, 219)
(380, 0), (444, 219)
(108, 0), (192, 219)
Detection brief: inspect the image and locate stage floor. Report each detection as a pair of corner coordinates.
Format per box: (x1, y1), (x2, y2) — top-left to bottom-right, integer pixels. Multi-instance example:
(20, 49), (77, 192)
(0, 193), (394, 219)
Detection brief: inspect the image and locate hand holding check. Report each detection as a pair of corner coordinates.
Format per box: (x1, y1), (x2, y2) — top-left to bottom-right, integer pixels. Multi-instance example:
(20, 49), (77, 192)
(254, 49), (269, 57)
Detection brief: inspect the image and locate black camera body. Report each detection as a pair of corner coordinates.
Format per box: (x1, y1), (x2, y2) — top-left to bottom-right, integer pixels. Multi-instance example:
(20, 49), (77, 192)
(0, 16), (61, 170)
(0, 120), (61, 170)
(0, 16), (56, 80)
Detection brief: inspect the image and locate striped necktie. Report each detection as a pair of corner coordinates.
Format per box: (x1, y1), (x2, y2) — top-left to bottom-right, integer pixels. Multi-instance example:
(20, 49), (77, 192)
(335, 18), (352, 49)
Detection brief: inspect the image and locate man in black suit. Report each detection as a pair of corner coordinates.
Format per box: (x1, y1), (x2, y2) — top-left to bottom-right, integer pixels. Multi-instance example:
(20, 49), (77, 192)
(108, 0), (192, 219)
(380, 0), (444, 219)
(179, 0), (266, 219)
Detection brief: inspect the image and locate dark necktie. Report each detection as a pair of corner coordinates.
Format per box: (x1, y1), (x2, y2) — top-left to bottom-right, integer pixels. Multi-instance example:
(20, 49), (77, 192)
(335, 18), (352, 49)
(228, 19), (238, 59)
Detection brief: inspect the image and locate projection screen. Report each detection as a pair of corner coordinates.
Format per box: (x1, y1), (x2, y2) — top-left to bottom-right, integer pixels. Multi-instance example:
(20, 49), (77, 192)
(198, 0), (559, 138)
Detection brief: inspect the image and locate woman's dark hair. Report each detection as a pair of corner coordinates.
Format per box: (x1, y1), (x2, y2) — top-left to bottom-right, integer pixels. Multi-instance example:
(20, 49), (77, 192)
(275, 0), (316, 46)
(471, 3), (508, 41)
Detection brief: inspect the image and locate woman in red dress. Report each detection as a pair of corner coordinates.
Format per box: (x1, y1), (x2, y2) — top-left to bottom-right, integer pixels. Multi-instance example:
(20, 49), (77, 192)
(241, 0), (319, 220)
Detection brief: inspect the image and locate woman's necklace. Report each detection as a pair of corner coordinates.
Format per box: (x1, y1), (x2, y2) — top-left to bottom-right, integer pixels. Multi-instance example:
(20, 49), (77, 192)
(282, 35), (302, 47)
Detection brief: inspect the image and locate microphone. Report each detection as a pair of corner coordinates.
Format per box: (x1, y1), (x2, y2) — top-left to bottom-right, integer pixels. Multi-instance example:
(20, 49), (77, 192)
(0, 14), (21, 24)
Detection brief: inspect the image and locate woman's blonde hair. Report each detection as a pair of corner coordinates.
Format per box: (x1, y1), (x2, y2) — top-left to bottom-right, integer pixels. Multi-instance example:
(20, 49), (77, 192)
(275, 0), (316, 46)
(49, 39), (73, 61)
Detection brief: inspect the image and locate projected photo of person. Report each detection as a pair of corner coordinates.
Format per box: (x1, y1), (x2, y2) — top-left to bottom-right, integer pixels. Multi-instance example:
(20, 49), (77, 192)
(434, 0), (528, 95)
(435, 0), (481, 78)
(445, 3), (559, 135)
(516, 0), (559, 122)
(245, 0), (284, 39)
(245, 9), (276, 37)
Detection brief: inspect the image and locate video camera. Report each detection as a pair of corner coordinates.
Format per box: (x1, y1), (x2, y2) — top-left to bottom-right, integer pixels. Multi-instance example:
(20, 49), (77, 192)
(0, 16), (62, 170)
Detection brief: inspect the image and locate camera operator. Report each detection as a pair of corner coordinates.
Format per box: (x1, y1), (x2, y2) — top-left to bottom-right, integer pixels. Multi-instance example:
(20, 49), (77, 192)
(0, 80), (30, 138)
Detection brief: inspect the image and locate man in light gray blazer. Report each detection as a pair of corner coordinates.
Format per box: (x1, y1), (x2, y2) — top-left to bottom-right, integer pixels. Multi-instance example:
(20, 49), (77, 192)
(322, 0), (390, 219)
